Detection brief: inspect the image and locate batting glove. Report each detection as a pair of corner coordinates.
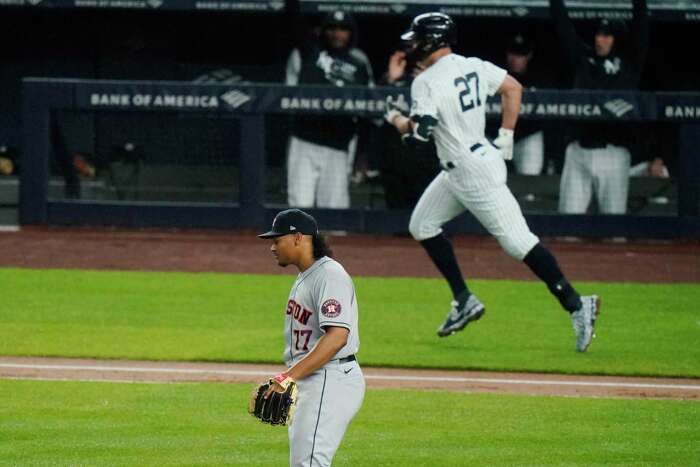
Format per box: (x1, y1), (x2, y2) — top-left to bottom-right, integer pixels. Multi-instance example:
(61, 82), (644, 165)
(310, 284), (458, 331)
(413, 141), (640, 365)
(384, 94), (409, 126)
(493, 128), (514, 161)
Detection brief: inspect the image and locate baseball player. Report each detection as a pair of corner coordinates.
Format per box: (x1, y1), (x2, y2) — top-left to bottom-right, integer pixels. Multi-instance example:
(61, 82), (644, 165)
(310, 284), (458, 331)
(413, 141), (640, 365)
(258, 208), (364, 466)
(285, 11), (374, 209)
(385, 12), (600, 352)
(551, 0), (649, 214)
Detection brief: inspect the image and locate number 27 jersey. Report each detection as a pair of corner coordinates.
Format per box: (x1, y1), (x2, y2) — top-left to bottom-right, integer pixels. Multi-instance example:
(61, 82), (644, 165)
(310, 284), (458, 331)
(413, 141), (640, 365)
(283, 256), (359, 367)
(410, 53), (506, 164)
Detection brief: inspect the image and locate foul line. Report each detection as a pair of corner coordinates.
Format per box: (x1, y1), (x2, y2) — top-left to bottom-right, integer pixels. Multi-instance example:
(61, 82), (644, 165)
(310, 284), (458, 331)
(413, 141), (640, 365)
(366, 374), (700, 390)
(1, 362), (699, 391)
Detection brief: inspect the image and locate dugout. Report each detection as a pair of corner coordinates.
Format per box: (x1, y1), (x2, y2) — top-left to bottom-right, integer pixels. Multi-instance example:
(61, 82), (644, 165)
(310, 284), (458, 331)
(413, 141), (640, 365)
(18, 79), (700, 239)
(2, 1), (700, 238)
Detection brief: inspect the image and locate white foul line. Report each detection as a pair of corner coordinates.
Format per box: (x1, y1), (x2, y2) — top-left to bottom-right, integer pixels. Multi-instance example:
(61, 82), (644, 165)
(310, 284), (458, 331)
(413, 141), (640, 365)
(364, 374), (700, 390)
(0, 363), (270, 377)
(1, 362), (699, 391)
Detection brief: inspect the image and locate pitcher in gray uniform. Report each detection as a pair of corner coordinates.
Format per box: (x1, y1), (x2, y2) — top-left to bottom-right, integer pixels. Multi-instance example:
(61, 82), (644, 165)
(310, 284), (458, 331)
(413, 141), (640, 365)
(258, 208), (364, 467)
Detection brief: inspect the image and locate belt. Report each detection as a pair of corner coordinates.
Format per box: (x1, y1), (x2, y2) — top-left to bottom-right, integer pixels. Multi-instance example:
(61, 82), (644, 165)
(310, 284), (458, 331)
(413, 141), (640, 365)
(440, 143), (484, 171)
(337, 355), (356, 364)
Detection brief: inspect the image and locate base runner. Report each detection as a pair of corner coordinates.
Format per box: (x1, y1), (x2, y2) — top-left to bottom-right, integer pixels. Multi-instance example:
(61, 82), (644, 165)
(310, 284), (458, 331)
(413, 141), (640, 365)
(385, 12), (600, 352)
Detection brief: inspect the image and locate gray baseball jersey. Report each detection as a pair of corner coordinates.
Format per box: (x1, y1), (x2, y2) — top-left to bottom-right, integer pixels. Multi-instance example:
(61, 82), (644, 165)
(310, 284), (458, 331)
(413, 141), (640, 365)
(283, 255), (365, 467)
(284, 256), (359, 366)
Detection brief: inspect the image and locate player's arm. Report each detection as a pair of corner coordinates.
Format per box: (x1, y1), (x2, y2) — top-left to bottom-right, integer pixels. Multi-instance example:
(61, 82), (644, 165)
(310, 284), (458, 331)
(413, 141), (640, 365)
(387, 113), (413, 135)
(285, 48), (301, 85)
(549, 0), (589, 65)
(496, 74), (522, 131)
(388, 114), (438, 150)
(386, 76), (437, 141)
(266, 326), (349, 396)
(631, 0), (650, 69)
(286, 326), (349, 380)
(492, 74), (522, 160)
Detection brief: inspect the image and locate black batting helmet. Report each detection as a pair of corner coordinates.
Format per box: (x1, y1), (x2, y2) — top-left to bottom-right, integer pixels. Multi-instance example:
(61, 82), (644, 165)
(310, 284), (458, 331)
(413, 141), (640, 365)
(401, 12), (457, 60)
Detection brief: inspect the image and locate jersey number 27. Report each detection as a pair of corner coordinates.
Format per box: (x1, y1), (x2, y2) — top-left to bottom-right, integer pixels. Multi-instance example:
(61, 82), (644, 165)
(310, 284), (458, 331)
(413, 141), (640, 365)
(454, 72), (481, 112)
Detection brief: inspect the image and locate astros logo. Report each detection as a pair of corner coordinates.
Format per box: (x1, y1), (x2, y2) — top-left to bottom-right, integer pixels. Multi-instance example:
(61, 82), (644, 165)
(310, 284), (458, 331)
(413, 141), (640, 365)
(321, 299), (342, 318)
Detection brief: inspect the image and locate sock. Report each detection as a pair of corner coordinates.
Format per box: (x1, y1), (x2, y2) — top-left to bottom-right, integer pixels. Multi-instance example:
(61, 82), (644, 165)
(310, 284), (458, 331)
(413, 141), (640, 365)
(523, 243), (581, 312)
(419, 234), (470, 302)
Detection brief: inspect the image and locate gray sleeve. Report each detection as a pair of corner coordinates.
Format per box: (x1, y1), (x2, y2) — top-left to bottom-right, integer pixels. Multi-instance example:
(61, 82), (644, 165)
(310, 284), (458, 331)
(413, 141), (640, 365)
(351, 48), (375, 87)
(286, 49), (301, 85)
(316, 266), (355, 329)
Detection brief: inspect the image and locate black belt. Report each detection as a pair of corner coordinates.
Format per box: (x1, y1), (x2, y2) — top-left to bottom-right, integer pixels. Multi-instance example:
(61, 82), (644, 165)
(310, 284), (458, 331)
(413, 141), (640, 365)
(441, 143), (484, 171)
(337, 355), (356, 364)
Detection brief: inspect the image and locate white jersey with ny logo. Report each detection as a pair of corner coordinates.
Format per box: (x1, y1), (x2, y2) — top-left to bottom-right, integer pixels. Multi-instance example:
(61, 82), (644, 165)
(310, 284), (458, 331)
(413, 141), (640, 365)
(410, 53), (506, 164)
(283, 256), (359, 367)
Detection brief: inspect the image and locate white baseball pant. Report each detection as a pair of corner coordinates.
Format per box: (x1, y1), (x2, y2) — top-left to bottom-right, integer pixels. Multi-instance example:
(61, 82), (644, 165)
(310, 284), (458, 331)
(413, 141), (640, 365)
(513, 131), (544, 175)
(558, 141), (631, 214)
(287, 136), (351, 209)
(409, 142), (539, 261)
(288, 358), (365, 467)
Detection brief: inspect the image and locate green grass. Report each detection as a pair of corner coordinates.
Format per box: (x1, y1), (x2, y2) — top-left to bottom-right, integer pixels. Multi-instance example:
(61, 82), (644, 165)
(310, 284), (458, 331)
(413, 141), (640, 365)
(1, 379), (698, 466)
(1, 268), (699, 377)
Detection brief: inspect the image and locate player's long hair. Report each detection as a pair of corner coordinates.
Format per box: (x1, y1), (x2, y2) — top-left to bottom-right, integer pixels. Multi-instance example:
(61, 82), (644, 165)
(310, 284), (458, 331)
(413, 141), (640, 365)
(312, 234), (333, 259)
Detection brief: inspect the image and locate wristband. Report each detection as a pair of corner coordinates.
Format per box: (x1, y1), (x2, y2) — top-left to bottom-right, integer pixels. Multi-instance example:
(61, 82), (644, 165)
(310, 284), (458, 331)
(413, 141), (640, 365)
(498, 127), (514, 138)
(273, 373), (295, 390)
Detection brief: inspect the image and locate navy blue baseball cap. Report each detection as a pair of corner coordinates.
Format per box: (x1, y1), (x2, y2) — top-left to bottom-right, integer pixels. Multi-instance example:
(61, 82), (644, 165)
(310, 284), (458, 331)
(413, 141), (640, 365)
(596, 18), (626, 36)
(258, 209), (319, 238)
(321, 10), (355, 30)
(506, 34), (533, 55)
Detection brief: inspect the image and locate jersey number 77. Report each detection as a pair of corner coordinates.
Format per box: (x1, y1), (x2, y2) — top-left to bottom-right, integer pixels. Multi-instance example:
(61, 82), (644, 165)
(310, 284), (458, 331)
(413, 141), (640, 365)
(454, 72), (481, 112)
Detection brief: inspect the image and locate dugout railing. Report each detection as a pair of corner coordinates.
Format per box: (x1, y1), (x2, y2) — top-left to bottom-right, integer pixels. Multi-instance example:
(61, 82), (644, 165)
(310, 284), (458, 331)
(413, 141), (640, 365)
(20, 78), (700, 238)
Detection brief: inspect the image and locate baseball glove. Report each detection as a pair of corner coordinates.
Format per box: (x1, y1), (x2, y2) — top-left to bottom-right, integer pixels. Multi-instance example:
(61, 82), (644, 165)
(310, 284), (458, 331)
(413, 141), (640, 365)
(248, 376), (298, 426)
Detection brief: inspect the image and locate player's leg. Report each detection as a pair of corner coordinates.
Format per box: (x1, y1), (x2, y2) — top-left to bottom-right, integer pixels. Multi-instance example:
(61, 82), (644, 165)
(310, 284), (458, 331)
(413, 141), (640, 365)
(513, 131), (544, 175)
(410, 171), (485, 336)
(468, 185), (599, 351)
(465, 182), (540, 263)
(409, 172), (470, 300)
(558, 141), (593, 214)
(522, 240), (600, 352)
(461, 169), (581, 312)
(594, 144), (631, 214)
(459, 148), (599, 350)
(316, 145), (350, 209)
(289, 362), (365, 467)
(287, 136), (321, 208)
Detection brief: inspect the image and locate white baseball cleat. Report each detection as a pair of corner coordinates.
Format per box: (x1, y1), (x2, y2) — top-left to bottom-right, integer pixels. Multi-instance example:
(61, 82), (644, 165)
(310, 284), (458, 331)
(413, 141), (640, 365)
(571, 295), (601, 352)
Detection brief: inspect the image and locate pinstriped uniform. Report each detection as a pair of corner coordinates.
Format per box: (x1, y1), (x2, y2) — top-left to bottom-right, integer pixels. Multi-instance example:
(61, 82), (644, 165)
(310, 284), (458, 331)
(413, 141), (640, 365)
(408, 53), (539, 260)
(284, 257), (364, 467)
(558, 141), (631, 214)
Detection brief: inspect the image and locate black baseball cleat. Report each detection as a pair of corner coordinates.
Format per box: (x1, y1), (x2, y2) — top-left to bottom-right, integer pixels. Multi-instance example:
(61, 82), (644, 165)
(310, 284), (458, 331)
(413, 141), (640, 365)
(436, 294), (485, 337)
